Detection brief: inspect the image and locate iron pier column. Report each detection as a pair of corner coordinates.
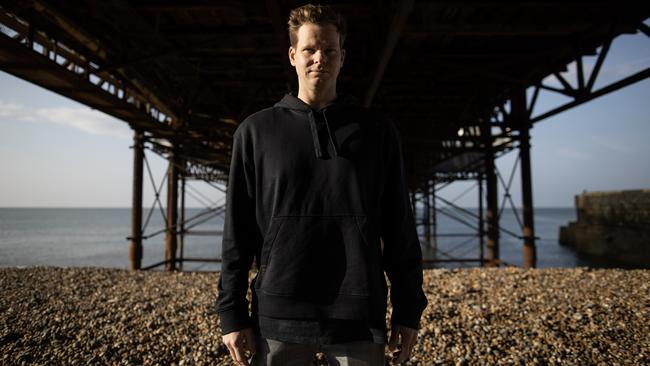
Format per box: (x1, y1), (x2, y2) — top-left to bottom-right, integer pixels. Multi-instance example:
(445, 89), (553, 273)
(478, 174), (485, 266)
(423, 180), (431, 246)
(165, 146), (179, 271)
(512, 88), (537, 268)
(429, 179), (437, 249)
(179, 169), (186, 271)
(483, 124), (500, 266)
(130, 129), (144, 270)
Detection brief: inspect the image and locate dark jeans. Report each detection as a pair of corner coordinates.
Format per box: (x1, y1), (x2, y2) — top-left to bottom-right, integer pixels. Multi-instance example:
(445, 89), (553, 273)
(250, 336), (386, 366)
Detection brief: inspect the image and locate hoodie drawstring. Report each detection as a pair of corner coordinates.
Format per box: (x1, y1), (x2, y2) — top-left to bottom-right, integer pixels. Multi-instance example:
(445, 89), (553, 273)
(275, 93), (345, 160)
(307, 110), (339, 159)
(307, 112), (324, 159)
(322, 111), (340, 157)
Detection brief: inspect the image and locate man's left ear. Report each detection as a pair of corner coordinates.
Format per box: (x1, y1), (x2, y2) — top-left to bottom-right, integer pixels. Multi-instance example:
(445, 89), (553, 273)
(340, 48), (346, 67)
(288, 46), (296, 66)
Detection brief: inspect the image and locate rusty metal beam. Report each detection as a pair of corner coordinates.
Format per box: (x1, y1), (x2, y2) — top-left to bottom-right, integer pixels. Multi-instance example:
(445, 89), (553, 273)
(134, 1), (235, 12)
(4, 0), (182, 123)
(0, 12), (176, 136)
(639, 23), (650, 38)
(363, 0), (414, 107)
(100, 36), (232, 73)
(265, 0), (295, 92)
(586, 38), (611, 92)
(25, 0), (109, 60)
(404, 22), (598, 36)
(531, 67), (650, 123)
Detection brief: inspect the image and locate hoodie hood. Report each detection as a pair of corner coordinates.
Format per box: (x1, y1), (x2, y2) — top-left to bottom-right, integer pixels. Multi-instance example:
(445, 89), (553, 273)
(274, 93), (359, 159)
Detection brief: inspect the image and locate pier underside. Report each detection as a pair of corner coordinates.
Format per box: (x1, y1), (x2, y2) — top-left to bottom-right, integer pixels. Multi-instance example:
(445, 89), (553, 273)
(1, 0), (648, 270)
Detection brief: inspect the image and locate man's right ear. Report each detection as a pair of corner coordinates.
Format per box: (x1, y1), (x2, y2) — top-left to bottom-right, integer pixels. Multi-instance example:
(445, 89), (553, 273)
(288, 47), (296, 66)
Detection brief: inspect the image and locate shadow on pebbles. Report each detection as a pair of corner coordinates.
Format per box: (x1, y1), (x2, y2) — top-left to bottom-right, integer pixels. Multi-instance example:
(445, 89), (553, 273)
(1, 266), (648, 365)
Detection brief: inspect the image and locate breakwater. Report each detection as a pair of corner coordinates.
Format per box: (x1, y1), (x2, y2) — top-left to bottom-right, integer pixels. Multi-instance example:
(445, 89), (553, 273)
(559, 189), (650, 267)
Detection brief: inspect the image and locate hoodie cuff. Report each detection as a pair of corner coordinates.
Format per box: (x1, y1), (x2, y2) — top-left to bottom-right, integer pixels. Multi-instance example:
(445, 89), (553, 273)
(391, 297), (427, 330)
(391, 310), (422, 330)
(218, 307), (252, 335)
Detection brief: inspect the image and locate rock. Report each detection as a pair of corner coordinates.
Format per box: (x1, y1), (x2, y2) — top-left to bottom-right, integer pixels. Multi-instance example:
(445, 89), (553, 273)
(0, 266), (648, 365)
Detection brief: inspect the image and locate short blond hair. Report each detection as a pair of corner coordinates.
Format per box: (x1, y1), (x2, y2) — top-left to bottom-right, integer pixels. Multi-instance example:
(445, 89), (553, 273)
(287, 4), (347, 47)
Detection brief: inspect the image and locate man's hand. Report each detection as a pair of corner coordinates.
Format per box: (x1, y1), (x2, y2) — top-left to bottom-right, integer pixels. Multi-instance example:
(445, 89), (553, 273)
(223, 328), (257, 366)
(387, 323), (418, 364)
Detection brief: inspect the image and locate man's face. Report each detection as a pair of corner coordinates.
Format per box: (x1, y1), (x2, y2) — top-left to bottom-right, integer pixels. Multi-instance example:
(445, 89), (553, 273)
(289, 22), (346, 90)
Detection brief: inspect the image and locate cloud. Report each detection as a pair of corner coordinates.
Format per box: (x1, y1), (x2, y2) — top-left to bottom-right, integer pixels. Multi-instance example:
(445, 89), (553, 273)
(0, 100), (25, 117)
(590, 135), (634, 155)
(34, 107), (131, 139)
(0, 99), (131, 139)
(556, 147), (591, 161)
(606, 56), (650, 78)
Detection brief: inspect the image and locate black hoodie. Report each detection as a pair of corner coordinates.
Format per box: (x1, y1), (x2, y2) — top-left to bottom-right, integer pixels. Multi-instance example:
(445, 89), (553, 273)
(216, 93), (427, 337)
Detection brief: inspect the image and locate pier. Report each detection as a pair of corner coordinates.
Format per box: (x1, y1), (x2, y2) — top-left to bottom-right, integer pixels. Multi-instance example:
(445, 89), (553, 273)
(1, 1), (649, 269)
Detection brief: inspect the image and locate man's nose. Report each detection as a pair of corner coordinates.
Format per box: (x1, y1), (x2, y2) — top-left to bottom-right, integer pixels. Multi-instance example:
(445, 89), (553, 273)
(314, 50), (326, 63)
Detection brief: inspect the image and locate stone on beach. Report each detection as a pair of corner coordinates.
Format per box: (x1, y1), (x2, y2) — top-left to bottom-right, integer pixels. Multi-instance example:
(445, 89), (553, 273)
(0, 266), (648, 365)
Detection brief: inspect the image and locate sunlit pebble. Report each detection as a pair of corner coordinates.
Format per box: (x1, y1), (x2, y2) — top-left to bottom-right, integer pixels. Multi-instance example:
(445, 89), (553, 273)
(0, 266), (649, 365)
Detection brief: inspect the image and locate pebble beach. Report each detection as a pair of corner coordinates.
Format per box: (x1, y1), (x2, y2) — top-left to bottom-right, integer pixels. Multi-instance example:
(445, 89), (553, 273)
(1, 266), (648, 365)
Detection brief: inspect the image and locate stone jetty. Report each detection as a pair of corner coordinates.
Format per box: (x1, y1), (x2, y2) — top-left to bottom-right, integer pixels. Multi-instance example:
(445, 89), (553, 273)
(560, 189), (650, 267)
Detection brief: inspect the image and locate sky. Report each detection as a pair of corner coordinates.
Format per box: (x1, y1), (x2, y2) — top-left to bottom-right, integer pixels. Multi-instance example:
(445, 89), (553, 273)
(0, 28), (649, 209)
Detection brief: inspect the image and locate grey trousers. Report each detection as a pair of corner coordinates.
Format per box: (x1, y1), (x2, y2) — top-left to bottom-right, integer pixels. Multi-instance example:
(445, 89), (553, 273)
(250, 337), (386, 366)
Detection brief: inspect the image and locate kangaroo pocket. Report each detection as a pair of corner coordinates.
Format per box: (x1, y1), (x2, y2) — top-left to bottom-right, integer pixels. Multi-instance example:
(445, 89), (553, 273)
(256, 215), (371, 303)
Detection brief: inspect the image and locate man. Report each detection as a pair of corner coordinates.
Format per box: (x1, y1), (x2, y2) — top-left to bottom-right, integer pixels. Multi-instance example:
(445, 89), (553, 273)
(217, 4), (427, 365)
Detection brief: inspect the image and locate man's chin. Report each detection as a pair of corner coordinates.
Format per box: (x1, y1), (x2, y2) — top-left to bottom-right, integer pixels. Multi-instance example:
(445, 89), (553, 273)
(311, 74), (329, 80)
(308, 77), (331, 86)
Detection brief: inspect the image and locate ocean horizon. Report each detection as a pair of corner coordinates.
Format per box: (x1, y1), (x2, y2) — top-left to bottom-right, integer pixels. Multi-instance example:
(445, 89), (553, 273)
(0, 206), (626, 271)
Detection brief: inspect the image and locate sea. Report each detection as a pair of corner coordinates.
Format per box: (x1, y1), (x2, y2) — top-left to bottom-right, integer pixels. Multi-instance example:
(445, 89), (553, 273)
(0, 207), (630, 271)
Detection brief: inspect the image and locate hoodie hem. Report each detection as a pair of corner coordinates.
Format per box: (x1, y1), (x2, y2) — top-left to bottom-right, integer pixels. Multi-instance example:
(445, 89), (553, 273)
(256, 291), (371, 320)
